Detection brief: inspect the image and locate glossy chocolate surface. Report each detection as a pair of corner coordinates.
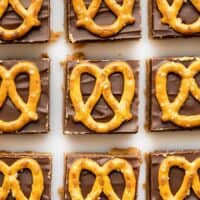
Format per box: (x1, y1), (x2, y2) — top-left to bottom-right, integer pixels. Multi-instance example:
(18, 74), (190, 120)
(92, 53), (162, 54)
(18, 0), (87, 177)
(0, 59), (49, 134)
(0, 0), (50, 43)
(67, 0), (141, 42)
(148, 57), (200, 131)
(64, 60), (139, 134)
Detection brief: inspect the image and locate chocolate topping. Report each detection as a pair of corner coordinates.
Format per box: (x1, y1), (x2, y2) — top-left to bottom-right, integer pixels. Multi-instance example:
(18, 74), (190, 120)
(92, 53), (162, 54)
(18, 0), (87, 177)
(67, 0), (141, 42)
(0, 0), (50, 43)
(0, 59), (49, 134)
(149, 57), (200, 131)
(64, 60), (139, 134)
(150, 0), (200, 38)
(0, 152), (52, 200)
(149, 150), (200, 200)
(65, 152), (141, 200)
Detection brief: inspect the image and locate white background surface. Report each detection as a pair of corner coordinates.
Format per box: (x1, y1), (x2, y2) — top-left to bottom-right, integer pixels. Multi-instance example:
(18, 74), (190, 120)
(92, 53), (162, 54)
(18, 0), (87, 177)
(0, 0), (200, 199)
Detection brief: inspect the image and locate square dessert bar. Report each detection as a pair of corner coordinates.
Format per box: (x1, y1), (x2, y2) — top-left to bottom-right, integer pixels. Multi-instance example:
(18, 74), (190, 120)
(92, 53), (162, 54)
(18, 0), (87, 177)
(66, 0), (141, 43)
(147, 57), (200, 132)
(149, 150), (200, 199)
(64, 60), (139, 134)
(0, 58), (50, 134)
(0, 152), (52, 200)
(64, 148), (141, 200)
(0, 0), (50, 43)
(149, 0), (200, 38)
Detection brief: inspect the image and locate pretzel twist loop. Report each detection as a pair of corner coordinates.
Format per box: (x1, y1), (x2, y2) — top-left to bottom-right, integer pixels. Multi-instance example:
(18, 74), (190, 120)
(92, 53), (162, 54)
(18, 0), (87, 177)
(0, 0), (43, 40)
(72, 0), (135, 37)
(159, 156), (200, 200)
(0, 62), (41, 132)
(155, 60), (200, 128)
(0, 158), (44, 200)
(156, 0), (200, 34)
(69, 158), (136, 200)
(69, 61), (135, 133)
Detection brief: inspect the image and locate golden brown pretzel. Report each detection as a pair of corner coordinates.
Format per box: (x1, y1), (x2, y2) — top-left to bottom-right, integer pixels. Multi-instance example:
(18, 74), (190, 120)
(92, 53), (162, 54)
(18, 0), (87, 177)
(0, 158), (44, 200)
(72, 0), (135, 37)
(0, 0), (43, 40)
(158, 156), (200, 200)
(155, 60), (200, 128)
(69, 158), (136, 200)
(69, 61), (135, 133)
(0, 61), (41, 132)
(156, 0), (200, 34)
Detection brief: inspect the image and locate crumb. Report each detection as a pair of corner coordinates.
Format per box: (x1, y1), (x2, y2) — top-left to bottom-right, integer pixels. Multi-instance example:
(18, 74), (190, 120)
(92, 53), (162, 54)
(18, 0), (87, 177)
(143, 183), (147, 190)
(60, 59), (67, 69)
(50, 31), (63, 42)
(73, 42), (87, 49)
(58, 187), (65, 200)
(67, 52), (85, 61)
(41, 53), (49, 58)
(59, 52), (85, 69)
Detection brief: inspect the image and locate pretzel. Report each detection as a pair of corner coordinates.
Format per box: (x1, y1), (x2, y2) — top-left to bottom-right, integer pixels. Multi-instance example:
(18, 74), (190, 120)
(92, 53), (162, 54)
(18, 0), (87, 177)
(69, 61), (135, 133)
(69, 158), (136, 200)
(0, 0), (43, 41)
(0, 158), (44, 200)
(155, 60), (200, 128)
(156, 0), (200, 34)
(158, 156), (200, 200)
(0, 62), (41, 132)
(72, 0), (135, 37)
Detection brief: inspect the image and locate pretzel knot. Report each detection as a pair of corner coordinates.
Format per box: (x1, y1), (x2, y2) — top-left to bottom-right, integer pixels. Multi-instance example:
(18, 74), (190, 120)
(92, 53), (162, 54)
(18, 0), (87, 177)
(156, 0), (200, 34)
(155, 60), (200, 128)
(0, 62), (41, 132)
(159, 156), (200, 200)
(0, 158), (44, 200)
(69, 61), (135, 133)
(69, 158), (136, 200)
(72, 0), (135, 37)
(0, 0), (43, 40)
